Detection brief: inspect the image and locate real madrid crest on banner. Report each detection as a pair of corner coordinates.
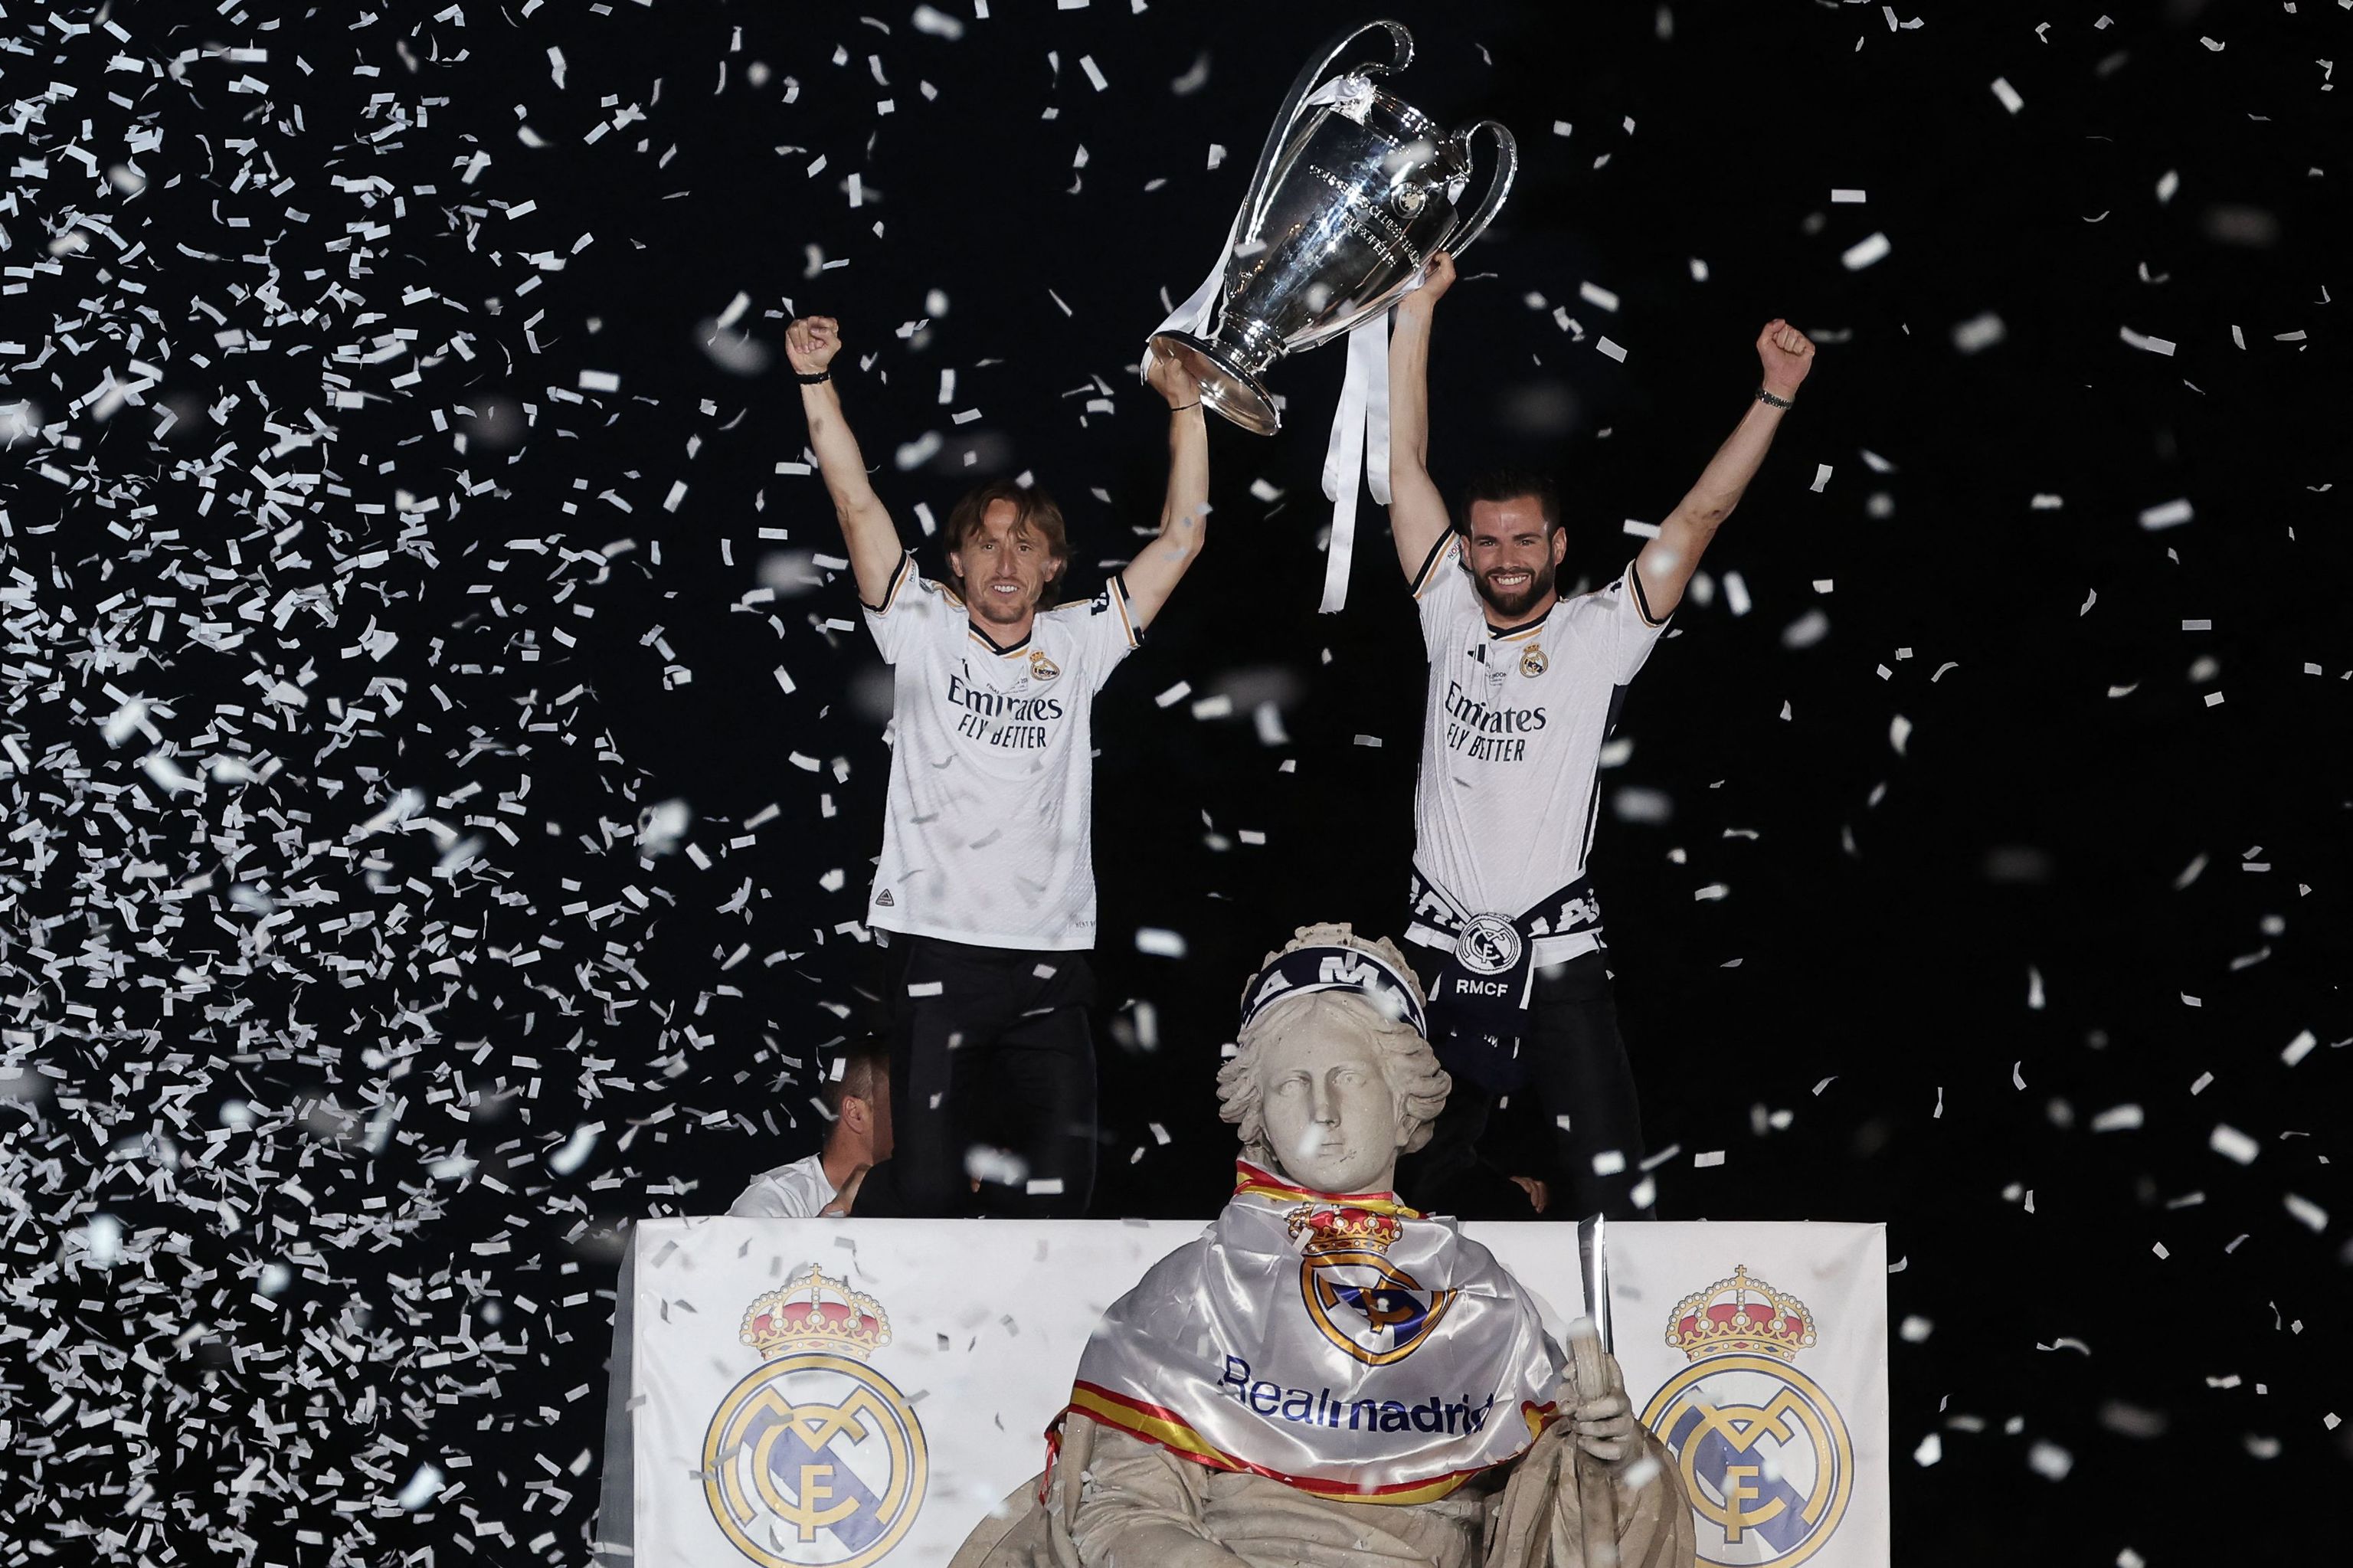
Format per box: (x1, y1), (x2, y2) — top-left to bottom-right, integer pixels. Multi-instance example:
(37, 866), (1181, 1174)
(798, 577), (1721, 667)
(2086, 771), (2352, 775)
(1641, 1265), (1854, 1568)
(702, 1265), (928, 1568)
(1286, 1203), (1456, 1366)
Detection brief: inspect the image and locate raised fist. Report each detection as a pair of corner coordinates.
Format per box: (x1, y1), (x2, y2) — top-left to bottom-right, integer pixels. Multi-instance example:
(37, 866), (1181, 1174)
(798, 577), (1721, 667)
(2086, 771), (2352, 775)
(786, 315), (841, 377)
(1757, 318), (1816, 400)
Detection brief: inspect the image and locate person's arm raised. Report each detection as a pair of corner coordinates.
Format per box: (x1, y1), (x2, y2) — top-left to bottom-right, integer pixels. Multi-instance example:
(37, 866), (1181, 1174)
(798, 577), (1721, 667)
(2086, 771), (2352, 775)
(786, 316), (905, 608)
(1634, 319), (1817, 621)
(1118, 348), (1211, 630)
(1386, 250), (1458, 584)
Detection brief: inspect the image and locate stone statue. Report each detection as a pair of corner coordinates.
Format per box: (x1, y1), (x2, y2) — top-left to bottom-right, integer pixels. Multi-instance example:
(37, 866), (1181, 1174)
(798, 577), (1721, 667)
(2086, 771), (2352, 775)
(953, 923), (1694, 1567)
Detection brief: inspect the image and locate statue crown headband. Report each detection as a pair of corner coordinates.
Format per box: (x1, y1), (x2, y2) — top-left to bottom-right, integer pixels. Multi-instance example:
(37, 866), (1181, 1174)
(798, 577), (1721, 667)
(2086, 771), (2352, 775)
(1238, 944), (1427, 1040)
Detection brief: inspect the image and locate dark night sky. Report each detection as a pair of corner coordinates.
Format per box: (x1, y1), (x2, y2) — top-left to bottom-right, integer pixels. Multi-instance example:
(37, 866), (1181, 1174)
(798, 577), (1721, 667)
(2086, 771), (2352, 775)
(0, 1), (2343, 1563)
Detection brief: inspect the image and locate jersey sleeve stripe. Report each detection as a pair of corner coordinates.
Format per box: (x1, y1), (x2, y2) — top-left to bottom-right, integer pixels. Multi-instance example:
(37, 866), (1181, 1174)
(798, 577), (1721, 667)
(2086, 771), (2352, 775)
(1110, 572), (1142, 648)
(860, 550), (915, 614)
(1626, 561), (1671, 628)
(1410, 532), (1458, 599)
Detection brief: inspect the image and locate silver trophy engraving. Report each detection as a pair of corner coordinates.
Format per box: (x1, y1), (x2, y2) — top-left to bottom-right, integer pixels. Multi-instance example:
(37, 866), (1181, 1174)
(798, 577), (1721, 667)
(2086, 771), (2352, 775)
(1153, 20), (1518, 435)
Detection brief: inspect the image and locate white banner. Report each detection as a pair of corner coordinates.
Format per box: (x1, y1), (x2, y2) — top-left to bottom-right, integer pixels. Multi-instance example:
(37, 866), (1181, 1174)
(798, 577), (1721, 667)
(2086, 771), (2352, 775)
(1601, 1222), (1890, 1568)
(598, 1217), (1883, 1568)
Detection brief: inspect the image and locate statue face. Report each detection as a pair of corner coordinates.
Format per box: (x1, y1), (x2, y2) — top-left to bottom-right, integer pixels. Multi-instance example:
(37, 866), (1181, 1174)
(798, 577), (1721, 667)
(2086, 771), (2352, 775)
(1254, 1001), (1406, 1195)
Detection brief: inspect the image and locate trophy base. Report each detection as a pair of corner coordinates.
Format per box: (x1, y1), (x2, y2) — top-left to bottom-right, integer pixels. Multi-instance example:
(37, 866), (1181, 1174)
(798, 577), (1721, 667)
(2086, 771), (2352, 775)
(1149, 332), (1281, 437)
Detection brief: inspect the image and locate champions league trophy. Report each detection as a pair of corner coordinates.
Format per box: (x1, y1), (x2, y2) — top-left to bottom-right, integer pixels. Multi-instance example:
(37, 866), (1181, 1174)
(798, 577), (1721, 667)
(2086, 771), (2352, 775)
(1151, 19), (1518, 435)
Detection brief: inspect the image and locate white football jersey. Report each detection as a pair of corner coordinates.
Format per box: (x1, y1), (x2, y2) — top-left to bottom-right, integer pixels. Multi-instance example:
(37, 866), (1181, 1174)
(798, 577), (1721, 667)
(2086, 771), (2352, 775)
(727, 1152), (836, 1219)
(1407, 533), (1671, 964)
(862, 552), (1140, 951)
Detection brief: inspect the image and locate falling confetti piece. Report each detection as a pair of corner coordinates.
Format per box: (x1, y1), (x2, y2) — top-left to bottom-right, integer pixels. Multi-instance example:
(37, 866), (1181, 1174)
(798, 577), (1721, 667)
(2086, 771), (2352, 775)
(1841, 232), (1893, 270)
(2208, 1124), (2259, 1164)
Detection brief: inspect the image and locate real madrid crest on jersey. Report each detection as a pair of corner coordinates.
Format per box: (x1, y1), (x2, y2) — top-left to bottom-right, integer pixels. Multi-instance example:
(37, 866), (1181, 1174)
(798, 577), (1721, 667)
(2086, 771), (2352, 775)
(1287, 1203), (1455, 1367)
(1641, 1265), (1854, 1568)
(1027, 649), (1060, 682)
(1518, 642), (1548, 678)
(702, 1266), (928, 1568)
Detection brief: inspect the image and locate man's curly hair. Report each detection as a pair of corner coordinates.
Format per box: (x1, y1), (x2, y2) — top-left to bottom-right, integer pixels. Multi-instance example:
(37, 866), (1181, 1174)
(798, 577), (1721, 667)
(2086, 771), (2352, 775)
(1216, 922), (1451, 1175)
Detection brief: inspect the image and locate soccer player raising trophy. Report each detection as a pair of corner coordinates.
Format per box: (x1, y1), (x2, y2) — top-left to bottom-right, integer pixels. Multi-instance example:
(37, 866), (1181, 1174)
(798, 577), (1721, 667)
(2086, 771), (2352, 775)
(1388, 251), (1818, 1223)
(784, 314), (1212, 1218)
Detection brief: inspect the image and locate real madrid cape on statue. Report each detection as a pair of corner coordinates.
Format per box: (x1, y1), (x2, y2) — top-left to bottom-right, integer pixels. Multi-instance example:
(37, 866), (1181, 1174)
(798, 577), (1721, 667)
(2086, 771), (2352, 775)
(1065, 1164), (1559, 1500)
(951, 1164), (1696, 1567)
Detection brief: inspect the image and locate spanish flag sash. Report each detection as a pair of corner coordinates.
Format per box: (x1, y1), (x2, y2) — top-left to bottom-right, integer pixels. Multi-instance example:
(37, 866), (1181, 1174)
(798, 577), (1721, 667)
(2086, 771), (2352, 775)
(1055, 1162), (1563, 1504)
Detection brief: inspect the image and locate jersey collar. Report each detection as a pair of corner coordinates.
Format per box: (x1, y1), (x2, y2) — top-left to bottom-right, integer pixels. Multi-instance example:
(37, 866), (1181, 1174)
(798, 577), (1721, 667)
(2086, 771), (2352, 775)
(1482, 610), (1551, 642)
(965, 619), (1033, 657)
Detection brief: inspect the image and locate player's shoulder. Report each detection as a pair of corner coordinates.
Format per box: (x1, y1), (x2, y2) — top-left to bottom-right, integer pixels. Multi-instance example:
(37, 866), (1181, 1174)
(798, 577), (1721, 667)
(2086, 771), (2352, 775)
(1409, 530), (1467, 601)
(1567, 565), (1634, 613)
(1038, 577), (1137, 649)
(886, 570), (961, 629)
(1042, 583), (1119, 624)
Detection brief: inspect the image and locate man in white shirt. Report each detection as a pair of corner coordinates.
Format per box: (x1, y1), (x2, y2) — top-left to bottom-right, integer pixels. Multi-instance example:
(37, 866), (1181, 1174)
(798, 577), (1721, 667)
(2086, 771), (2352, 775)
(728, 1036), (892, 1219)
(1386, 251), (1817, 1221)
(783, 313), (1211, 1217)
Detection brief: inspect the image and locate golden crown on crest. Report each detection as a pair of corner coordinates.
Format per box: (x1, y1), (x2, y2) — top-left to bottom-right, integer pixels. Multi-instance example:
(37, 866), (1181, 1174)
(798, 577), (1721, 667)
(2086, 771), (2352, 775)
(740, 1264), (892, 1363)
(1664, 1263), (1818, 1363)
(1285, 1203), (1403, 1256)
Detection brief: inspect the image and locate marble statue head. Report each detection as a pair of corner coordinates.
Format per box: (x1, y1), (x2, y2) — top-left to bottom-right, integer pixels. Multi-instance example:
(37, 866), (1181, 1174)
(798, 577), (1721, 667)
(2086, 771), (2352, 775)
(1216, 923), (1451, 1194)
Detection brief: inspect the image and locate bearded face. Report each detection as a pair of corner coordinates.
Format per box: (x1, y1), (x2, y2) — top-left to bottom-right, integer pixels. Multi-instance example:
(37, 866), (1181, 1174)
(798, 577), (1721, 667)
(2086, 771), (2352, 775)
(1464, 496), (1566, 622)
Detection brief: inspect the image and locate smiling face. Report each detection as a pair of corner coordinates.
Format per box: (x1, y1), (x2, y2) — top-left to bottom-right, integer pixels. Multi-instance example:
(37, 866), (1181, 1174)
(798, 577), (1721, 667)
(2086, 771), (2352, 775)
(1464, 496), (1566, 624)
(949, 499), (1063, 634)
(1255, 1004), (1410, 1196)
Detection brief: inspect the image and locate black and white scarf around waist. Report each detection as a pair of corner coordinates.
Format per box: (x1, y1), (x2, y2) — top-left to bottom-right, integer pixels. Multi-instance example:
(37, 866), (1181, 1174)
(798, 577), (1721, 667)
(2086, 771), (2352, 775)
(1406, 866), (1605, 1092)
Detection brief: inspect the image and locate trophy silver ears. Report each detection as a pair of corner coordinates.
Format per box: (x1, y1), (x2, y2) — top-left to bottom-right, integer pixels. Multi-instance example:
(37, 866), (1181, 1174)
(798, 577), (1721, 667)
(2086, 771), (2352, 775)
(1150, 20), (1518, 436)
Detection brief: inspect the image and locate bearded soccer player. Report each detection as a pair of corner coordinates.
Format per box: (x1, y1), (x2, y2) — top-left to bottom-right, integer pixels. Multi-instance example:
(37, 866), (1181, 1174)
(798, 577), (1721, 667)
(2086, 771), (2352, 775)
(1386, 252), (1816, 1222)
(784, 314), (1210, 1218)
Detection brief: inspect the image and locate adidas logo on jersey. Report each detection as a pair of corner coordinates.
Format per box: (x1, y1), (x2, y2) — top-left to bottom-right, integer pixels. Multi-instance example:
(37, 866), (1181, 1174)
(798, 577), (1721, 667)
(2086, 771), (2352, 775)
(874, 889), (895, 908)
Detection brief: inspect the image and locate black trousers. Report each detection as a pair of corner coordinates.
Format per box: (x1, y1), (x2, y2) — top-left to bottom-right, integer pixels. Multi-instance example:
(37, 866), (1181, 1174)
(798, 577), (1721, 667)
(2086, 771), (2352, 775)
(1395, 942), (1652, 1222)
(851, 934), (1098, 1219)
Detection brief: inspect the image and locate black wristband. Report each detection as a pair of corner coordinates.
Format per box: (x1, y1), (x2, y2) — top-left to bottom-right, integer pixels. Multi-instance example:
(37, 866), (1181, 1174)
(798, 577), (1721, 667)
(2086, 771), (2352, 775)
(795, 369), (832, 386)
(1755, 385), (1795, 409)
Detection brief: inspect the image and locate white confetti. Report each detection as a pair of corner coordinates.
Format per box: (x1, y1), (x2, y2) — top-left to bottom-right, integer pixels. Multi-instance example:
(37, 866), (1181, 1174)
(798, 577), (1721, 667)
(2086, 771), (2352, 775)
(1952, 312), (2007, 353)
(2208, 1124), (2259, 1164)
(1841, 231), (1892, 270)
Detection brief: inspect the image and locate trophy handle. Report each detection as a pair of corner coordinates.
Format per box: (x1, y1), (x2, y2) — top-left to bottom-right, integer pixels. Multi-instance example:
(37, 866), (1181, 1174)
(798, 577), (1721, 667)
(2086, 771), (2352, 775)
(1438, 119), (1519, 259)
(1240, 19), (1416, 244)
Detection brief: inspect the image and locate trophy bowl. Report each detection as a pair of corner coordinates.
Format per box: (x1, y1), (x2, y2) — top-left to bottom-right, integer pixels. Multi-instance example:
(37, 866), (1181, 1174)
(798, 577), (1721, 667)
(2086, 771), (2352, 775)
(1152, 21), (1517, 435)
